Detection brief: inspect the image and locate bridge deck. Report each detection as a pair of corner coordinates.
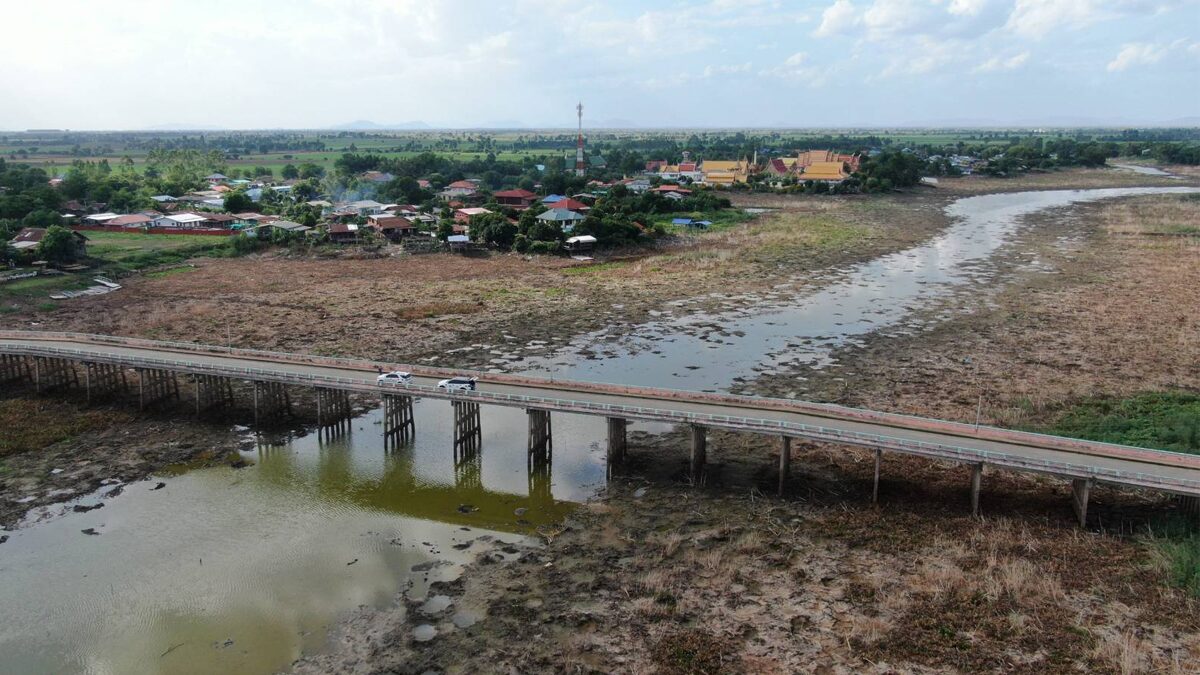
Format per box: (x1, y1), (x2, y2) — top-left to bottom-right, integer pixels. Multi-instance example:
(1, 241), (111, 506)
(3, 332), (1199, 498)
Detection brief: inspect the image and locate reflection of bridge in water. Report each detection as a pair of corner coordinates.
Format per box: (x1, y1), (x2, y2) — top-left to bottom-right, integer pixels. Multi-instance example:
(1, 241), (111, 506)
(252, 422), (568, 533)
(4, 331), (1200, 527)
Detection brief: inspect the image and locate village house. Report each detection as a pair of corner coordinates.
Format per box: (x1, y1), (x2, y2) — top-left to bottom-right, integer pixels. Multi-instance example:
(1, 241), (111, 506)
(546, 197), (590, 212)
(535, 208), (586, 233)
(367, 214), (419, 241)
(153, 212), (213, 229)
(439, 180), (479, 201)
(83, 212), (120, 225)
(326, 222), (361, 244)
(103, 214), (156, 228)
(344, 199), (385, 216)
(9, 227), (89, 257)
(257, 220), (312, 238)
(454, 207), (493, 224)
(204, 173), (229, 184)
(492, 189), (538, 210)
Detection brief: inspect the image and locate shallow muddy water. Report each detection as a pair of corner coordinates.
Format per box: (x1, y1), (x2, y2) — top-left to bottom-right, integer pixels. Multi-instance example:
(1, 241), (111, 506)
(524, 187), (1198, 391)
(0, 402), (619, 674)
(2, 186), (1194, 674)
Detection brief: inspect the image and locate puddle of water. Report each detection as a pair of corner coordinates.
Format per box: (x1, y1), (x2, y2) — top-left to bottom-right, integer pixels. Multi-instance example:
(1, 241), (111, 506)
(0, 401), (621, 675)
(520, 187), (1198, 391)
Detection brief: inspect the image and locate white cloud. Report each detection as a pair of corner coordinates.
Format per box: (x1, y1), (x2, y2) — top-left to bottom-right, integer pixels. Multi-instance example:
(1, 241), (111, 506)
(761, 52), (829, 84)
(974, 50), (1031, 71)
(1005, 0), (1187, 39)
(1107, 42), (1168, 71)
(1106, 39), (1198, 71)
(814, 0), (860, 37)
(946, 0), (989, 15)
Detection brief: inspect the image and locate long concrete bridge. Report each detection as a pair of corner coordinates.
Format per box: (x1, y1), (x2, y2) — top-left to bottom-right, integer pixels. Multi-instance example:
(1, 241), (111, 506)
(2, 331), (1199, 525)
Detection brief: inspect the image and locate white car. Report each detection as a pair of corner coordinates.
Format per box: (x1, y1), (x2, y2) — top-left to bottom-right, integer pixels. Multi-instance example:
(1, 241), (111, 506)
(376, 371), (413, 384)
(437, 376), (477, 391)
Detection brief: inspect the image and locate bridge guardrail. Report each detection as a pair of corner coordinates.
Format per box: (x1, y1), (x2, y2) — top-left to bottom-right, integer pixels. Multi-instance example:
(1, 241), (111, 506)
(4, 342), (1199, 496)
(4, 330), (1199, 472)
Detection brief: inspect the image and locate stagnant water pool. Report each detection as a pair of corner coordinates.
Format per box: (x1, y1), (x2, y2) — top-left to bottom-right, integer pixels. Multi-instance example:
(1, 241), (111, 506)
(0, 186), (1194, 674)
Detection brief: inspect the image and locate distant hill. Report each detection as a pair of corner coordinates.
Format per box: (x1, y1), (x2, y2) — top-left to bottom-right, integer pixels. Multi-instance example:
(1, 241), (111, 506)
(330, 120), (431, 130)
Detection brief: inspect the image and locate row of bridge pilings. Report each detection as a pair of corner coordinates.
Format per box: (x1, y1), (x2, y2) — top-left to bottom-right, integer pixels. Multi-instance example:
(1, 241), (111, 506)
(3, 354), (1197, 526)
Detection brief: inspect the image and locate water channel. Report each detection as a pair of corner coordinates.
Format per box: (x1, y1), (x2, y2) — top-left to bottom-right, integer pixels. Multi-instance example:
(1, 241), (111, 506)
(0, 185), (1194, 674)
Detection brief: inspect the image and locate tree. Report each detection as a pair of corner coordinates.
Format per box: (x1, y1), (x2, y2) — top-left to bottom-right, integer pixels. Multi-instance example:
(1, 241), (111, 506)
(224, 191), (254, 213)
(37, 225), (78, 262)
(436, 218), (455, 241)
(472, 213), (517, 249)
(281, 164), (300, 180)
(299, 163), (324, 179)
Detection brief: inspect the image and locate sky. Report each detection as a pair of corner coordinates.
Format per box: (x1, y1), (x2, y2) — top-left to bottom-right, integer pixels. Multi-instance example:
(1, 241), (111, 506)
(1, 0), (1198, 130)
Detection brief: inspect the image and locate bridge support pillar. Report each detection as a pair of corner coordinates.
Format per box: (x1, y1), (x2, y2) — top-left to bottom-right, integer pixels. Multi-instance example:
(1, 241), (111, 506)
(315, 387), (350, 437)
(195, 375), (235, 418)
(606, 417), (627, 465)
(1177, 496), (1200, 521)
(85, 362), (128, 405)
(383, 394), (415, 450)
(873, 449), (883, 504)
(253, 381), (291, 426)
(33, 357), (78, 395)
(1071, 478), (1093, 528)
(970, 463), (984, 516)
(690, 425), (707, 483)
(137, 368), (178, 411)
(1, 354), (32, 384)
(778, 436), (792, 496)
(452, 400), (481, 462)
(527, 408), (552, 466)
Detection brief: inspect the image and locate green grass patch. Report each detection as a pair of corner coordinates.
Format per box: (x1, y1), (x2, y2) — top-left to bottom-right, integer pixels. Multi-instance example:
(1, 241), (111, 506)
(0, 274), (91, 304)
(143, 266), (196, 279)
(563, 261), (628, 276)
(738, 213), (874, 267)
(1036, 392), (1200, 454)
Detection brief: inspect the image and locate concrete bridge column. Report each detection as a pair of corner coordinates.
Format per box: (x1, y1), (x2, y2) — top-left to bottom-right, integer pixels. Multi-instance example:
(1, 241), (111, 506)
(85, 362), (129, 405)
(194, 374), (234, 418)
(606, 417), (628, 465)
(383, 394), (415, 450)
(137, 368), (179, 411)
(253, 381), (291, 426)
(33, 357), (78, 394)
(778, 436), (792, 496)
(452, 400), (481, 463)
(1071, 478), (1093, 528)
(1177, 496), (1200, 521)
(690, 425), (707, 484)
(873, 449), (883, 504)
(315, 387), (351, 437)
(970, 463), (984, 516)
(1, 354), (31, 384)
(527, 408), (552, 467)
